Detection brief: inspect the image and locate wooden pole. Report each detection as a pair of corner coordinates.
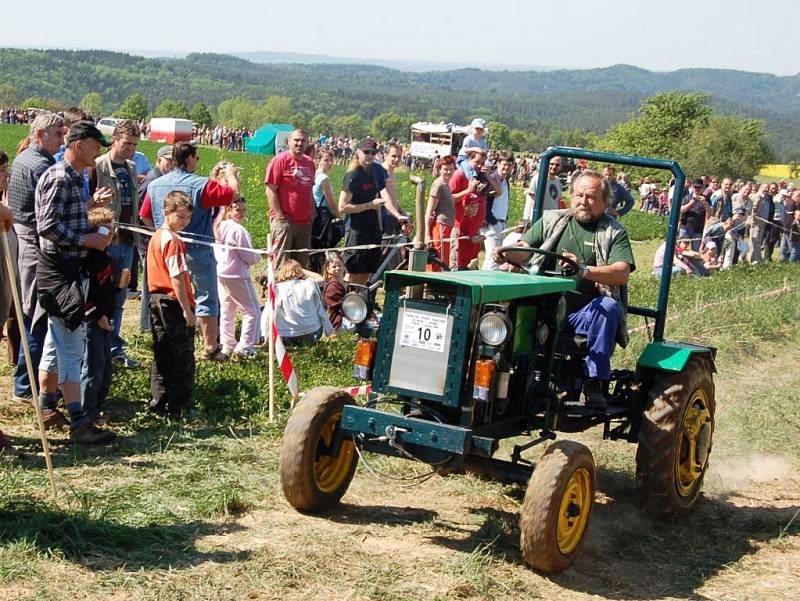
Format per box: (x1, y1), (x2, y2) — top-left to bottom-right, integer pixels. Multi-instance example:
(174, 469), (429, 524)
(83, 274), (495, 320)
(1, 230), (58, 503)
(267, 233), (275, 423)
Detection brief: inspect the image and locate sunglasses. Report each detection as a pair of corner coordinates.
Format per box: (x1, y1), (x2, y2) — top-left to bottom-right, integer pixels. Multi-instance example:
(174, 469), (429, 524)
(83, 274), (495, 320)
(362, 149), (377, 155)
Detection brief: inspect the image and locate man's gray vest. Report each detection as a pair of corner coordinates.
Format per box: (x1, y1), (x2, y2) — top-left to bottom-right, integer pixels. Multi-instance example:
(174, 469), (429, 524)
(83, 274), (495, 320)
(530, 209), (630, 347)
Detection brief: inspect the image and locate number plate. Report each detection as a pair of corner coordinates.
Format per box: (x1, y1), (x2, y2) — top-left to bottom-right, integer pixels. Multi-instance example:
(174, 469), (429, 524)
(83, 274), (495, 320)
(399, 309), (447, 353)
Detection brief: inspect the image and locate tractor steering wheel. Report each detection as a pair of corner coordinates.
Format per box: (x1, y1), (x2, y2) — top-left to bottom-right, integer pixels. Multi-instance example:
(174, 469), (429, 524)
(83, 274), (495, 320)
(496, 245), (582, 277)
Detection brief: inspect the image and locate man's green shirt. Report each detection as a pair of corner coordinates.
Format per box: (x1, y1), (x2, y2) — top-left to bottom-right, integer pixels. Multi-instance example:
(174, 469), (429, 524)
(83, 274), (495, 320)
(521, 215), (635, 311)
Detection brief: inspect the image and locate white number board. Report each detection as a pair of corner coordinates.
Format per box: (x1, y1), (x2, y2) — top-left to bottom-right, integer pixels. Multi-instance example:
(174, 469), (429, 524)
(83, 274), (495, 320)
(399, 309), (447, 353)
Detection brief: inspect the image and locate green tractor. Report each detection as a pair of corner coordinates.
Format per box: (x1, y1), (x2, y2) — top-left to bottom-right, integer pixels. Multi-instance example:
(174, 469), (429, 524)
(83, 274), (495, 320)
(279, 148), (716, 573)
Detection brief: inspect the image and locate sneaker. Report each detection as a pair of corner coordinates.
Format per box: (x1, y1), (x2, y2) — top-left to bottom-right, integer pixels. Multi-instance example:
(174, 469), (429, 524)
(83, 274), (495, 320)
(0, 431), (24, 460)
(232, 348), (258, 360)
(69, 422), (117, 445)
(11, 394), (33, 405)
(113, 353), (141, 369)
(581, 379), (608, 412)
(41, 409), (70, 432)
(202, 346), (228, 362)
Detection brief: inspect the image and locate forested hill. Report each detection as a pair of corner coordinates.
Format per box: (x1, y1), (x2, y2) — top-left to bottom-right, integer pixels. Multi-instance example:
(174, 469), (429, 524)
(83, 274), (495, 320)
(1, 48), (799, 159)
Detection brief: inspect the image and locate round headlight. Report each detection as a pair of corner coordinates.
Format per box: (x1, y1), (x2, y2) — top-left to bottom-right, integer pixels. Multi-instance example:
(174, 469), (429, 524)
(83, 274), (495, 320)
(479, 312), (510, 346)
(342, 292), (368, 324)
(537, 322), (550, 346)
(556, 295), (567, 329)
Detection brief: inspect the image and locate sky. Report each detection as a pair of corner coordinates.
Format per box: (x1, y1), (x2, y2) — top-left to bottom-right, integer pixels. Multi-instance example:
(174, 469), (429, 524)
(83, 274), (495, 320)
(3, 0), (797, 76)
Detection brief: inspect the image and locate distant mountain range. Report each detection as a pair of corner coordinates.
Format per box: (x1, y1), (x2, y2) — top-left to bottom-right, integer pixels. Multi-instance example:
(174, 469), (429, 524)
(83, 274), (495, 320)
(1, 48), (798, 159)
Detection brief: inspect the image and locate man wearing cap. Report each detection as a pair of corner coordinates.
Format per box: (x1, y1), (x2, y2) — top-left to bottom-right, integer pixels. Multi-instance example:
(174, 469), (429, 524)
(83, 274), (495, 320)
(679, 178), (710, 251)
(456, 118), (489, 169)
(338, 139), (392, 284)
(6, 112), (65, 405)
(265, 128), (316, 269)
(145, 142), (240, 361)
(91, 119), (141, 368)
(34, 120), (116, 444)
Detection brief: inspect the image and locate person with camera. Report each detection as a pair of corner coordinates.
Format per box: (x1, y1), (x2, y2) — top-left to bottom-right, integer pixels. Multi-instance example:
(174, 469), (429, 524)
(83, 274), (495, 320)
(679, 178), (711, 251)
(449, 148), (501, 269)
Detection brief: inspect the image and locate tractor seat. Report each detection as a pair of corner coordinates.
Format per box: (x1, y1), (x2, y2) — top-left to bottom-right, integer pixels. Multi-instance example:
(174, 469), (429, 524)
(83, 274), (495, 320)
(554, 333), (587, 355)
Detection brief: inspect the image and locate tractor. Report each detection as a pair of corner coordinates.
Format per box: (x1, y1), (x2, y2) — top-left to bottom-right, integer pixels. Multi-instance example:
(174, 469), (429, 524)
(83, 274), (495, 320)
(279, 147), (716, 573)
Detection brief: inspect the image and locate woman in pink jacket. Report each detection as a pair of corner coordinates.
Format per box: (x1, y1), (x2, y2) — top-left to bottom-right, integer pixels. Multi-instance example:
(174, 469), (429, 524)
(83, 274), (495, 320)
(214, 198), (261, 359)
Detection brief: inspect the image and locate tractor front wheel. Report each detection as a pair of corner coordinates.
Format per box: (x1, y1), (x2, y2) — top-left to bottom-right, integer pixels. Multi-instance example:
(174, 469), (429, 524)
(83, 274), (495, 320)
(520, 441), (596, 573)
(280, 386), (358, 512)
(636, 355), (715, 519)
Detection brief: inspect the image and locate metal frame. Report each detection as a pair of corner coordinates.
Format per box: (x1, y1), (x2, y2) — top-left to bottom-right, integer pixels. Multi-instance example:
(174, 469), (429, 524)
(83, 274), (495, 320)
(534, 146), (686, 342)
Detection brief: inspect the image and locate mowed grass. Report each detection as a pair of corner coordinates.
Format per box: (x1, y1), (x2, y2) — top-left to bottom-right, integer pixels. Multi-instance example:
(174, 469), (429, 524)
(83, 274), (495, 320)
(1, 123), (799, 599)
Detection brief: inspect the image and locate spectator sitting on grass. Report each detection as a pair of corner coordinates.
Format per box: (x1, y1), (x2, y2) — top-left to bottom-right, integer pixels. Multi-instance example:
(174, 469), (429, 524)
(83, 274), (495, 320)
(322, 251), (350, 332)
(652, 239), (694, 278)
(272, 259), (334, 346)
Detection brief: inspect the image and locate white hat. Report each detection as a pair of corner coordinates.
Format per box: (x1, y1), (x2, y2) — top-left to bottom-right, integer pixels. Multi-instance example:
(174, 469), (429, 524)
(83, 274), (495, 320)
(470, 118), (486, 129)
(705, 240), (717, 249)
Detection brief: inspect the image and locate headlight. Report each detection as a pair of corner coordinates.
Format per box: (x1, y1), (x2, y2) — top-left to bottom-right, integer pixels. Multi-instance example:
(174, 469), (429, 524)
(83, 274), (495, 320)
(537, 322), (550, 346)
(479, 312), (510, 346)
(342, 292), (368, 324)
(556, 295), (567, 329)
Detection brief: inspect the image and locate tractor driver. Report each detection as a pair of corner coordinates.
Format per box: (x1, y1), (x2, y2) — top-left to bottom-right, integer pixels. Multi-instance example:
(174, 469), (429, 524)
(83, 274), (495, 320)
(498, 169), (636, 410)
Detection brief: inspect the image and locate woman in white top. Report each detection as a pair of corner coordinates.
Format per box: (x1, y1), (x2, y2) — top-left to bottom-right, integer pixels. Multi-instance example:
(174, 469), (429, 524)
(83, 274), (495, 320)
(272, 259), (334, 346)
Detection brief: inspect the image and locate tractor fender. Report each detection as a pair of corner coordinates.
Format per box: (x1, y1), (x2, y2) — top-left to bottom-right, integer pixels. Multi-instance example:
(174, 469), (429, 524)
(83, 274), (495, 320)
(636, 341), (717, 374)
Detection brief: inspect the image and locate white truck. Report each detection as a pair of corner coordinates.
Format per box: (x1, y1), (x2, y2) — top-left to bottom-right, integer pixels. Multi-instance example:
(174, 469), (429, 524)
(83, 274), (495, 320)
(409, 122), (474, 165)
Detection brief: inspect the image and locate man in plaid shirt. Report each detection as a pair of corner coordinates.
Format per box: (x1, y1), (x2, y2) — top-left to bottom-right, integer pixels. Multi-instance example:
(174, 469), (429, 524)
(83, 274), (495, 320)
(35, 121), (116, 445)
(6, 112), (65, 405)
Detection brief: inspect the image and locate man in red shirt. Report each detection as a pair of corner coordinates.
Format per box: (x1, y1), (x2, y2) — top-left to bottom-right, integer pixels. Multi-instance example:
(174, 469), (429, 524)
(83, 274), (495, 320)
(265, 129), (316, 268)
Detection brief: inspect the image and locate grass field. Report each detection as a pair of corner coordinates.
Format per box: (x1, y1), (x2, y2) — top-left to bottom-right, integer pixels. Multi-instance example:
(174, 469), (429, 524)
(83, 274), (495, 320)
(1, 123), (799, 600)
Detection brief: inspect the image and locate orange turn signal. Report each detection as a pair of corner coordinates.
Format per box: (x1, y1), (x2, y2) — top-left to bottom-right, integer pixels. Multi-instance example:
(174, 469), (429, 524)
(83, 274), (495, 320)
(474, 359), (496, 388)
(354, 339), (377, 368)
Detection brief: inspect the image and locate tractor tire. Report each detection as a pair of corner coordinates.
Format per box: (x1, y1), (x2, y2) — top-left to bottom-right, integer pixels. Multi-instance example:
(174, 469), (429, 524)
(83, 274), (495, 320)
(520, 441), (596, 573)
(280, 386), (358, 512)
(636, 355), (715, 519)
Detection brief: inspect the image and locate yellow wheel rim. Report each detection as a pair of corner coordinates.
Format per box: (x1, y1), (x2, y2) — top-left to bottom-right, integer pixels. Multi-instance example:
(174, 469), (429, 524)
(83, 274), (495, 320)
(314, 411), (355, 494)
(675, 388), (713, 497)
(556, 467), (592, 555)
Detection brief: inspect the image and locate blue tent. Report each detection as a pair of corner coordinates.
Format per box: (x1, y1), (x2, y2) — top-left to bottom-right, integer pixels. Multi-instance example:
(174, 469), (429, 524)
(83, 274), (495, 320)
(245, 123), (294, 155)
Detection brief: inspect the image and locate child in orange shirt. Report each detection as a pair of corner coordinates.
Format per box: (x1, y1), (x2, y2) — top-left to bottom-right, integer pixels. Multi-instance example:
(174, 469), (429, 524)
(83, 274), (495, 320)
(146, 191), (196, 417)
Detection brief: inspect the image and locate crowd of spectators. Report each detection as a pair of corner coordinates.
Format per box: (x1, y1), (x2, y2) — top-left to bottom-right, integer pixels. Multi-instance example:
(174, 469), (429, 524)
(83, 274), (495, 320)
(1, 109), (799, 459)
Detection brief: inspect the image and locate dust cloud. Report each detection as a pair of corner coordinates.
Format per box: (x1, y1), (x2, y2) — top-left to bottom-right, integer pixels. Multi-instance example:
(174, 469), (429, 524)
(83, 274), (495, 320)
(706, 453), (797, 493)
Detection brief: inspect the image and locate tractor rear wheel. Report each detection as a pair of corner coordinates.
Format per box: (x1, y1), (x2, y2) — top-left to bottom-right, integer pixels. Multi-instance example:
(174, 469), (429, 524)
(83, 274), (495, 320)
(520, 441), (596, 573)
(636, 355), (715, 519)
(280, 386), (358, 512)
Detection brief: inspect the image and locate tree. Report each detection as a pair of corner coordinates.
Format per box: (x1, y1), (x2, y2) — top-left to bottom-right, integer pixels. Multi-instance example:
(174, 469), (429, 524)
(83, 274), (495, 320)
(289, 112), (308, 132)
(371, 111), (408, 142)
(601, 92), (712, 162)
(217, 97), (257, 129)
(117, 93), (148, 120)
(683, 116), (773, 181)
(79, 92), (105, 118)
(190, 102), (213, 128)
(309, 113), (332, 138)
(258, 95), (294, 124)
(153, 99), (190, 119)
(487, 121), (513, 150)
(21, 96), (63, 112)
(332, 114), (367, 139)
(0, 83), (18, 107)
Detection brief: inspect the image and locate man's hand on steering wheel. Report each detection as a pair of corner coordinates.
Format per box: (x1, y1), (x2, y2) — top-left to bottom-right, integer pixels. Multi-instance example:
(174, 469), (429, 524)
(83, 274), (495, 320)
(495, 245), (583, 277)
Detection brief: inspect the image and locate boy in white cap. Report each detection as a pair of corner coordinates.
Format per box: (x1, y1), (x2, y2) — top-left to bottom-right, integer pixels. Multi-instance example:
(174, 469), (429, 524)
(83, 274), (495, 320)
(456, 118), (488, 168)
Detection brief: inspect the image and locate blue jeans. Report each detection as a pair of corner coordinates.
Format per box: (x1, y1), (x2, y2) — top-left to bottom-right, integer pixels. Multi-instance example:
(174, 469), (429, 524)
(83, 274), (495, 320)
(779, 234), (800, 262)
(107, 242), (134, 358)
(13, 315), (47, 398)
(567, 296), (622, 381)
(81, 321), (113, 419)
(187, 246), (219, 318)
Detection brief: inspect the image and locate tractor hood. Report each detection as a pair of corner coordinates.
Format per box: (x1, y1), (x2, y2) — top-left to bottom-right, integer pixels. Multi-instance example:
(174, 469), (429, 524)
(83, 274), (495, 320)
(384, 270), (576, 304)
